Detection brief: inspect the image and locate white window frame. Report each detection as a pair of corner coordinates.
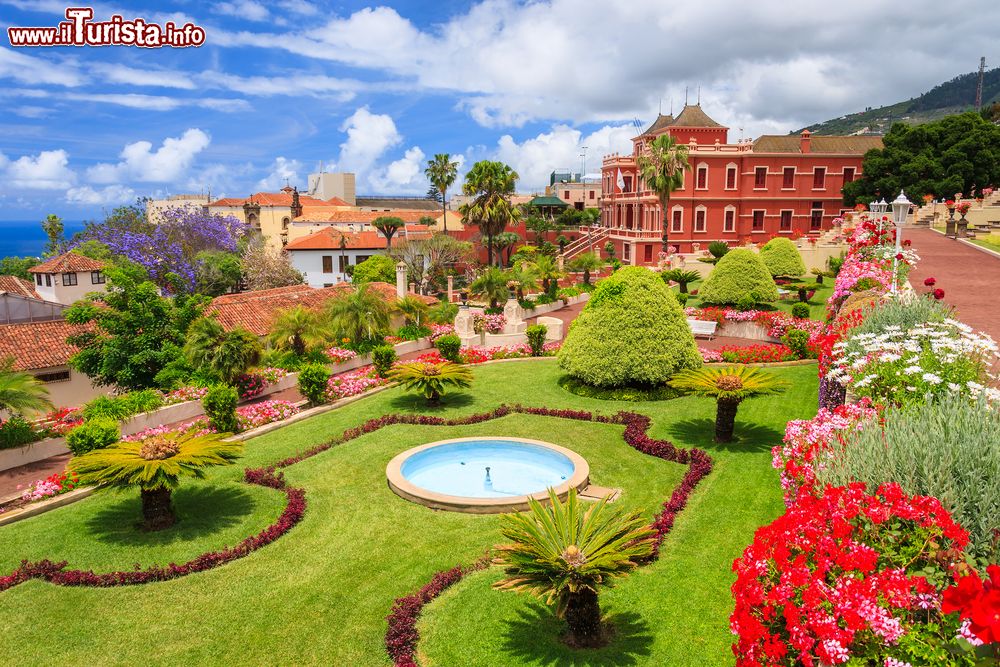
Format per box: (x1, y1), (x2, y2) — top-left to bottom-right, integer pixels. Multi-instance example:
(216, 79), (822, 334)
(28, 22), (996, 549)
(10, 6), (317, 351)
(781, 166), (796, 191)
(670, 205), (684, 233)
(694, 205), (708, 233)
(723, 205), (737, 233)
(751, 208), (766, 232)
(812, 166), (827, 190)
(779, 209), (794, 232)
(753, 167), (767, 190)
(724, 163), (738, 191)
(695, 164), (709, 191)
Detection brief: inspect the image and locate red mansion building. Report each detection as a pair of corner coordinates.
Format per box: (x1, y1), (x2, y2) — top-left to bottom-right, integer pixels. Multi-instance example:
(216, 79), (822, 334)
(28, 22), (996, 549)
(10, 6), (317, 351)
(600, 105), (882, 263)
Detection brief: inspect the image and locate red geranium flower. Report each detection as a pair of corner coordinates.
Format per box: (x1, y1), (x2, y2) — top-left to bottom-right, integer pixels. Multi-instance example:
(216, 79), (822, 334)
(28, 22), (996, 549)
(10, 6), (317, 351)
(924, 277), (936, 286)
(933, 288), (945, 300)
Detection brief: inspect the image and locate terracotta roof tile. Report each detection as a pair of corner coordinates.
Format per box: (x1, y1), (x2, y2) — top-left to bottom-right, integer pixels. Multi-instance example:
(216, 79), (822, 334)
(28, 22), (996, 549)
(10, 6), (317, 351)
(0, 275), (40, 299)
(0, 319), (90, 371)
(642, 113), (675, 135)
(28, 252), (105, 274)
(292, 209), (433, 224)
(326, 197), (350, 206)
(207, 192), (328, 208)
(752, 135), (884, 154)
(671, 104), (726, 128)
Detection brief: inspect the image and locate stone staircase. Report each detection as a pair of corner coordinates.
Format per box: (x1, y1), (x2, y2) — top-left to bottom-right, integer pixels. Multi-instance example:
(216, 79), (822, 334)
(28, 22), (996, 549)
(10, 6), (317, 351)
(911, 191), (1000, 228)
(560, 226), (609, 261)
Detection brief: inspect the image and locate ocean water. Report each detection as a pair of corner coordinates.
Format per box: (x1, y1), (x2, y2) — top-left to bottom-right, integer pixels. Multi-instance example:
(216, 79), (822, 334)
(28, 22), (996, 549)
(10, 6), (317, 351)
(0, 220), (87, 259)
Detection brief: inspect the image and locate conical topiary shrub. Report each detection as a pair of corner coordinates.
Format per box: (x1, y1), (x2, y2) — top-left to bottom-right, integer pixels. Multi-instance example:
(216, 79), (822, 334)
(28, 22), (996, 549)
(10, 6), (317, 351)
(558, 266), (701, 387)
(758, 237), (806, 278)
(699, 248), (778, 305)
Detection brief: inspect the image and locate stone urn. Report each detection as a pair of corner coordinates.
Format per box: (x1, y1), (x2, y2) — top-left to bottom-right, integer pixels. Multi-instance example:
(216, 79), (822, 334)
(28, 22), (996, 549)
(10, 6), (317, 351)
(692, 242), (701, 253)
(957, 214), (969, 238)
(944, 208), (957, 238)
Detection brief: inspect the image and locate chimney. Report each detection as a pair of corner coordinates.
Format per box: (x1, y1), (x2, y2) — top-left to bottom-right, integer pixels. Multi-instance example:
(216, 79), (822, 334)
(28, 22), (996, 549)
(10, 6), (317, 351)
(291, 186), (302, 217)
(395, 261), (408, 298)
(800, 129), (812, 154)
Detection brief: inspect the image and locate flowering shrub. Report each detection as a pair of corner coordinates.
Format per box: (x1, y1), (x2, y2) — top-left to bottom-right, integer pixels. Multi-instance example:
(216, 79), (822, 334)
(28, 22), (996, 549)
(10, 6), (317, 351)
(472, 312), (505, 334)
(943, 566), (1000, 647)
(700, 348), (724, 362)
(418, 343), (562, 366)
(325, 347), (358, 365)
(832, 257), (893, 302)
(161, 386), (209, 405)
(256, 367), (288, 385)
(428, 324), (455, 342)
(717, 343), (798, 364)
(38, 407), (84, 437)
(685, 307), (824, 338)
(20, 470), (79, 502)
(236, 400), (299, 431)
(122, 421), (213, 442)
(731, 482), (971, 667)
(771, 401), (878, 504)
(826, 319), (999, 405)
(235, 373), (265, 401)
(325, 367), (390, 401)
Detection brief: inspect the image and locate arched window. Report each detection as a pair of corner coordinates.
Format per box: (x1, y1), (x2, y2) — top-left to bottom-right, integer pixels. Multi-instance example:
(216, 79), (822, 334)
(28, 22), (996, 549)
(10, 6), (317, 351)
(723, 205), (737, 233)
(694, 205), (707, 232)
(696, 164), (708, 190)
(725, 163), (738, 190)
(671, 205), (684, 233)
(247, 213), (260, 231)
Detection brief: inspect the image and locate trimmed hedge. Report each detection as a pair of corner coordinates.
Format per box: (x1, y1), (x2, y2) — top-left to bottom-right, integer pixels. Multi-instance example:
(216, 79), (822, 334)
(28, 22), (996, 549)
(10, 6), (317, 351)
(557, 266), (701, 387)
(758, 237), (806, 278)
(699, 248), (779, 305)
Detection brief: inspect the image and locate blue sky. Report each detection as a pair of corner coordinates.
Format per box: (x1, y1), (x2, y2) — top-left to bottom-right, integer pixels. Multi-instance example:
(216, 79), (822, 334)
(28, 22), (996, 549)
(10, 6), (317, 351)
(0, 0), (996, 221)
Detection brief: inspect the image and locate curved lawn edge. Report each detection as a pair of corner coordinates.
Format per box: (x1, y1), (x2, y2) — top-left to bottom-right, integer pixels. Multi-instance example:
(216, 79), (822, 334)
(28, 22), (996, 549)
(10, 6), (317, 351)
(384, 406), (715, 667)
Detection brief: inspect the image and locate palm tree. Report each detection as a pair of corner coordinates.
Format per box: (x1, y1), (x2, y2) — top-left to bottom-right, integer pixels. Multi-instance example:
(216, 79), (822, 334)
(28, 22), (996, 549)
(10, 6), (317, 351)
(425, 154), (459, 234)
(661, 268), (702, 294)
(372, 216), (405, 250)
(532, 254), (564, 297)
(669, 366), (786, 442)
(636, 134), (691, 253)
(268, 305), (329, 357)
(0, 362), (53, 416)
(470, 266), (509, 309)
(325, 283), (392, 344)
(184, 317), (260, 385)
(395, 295), (429, 327)
(568, 252), (604, 286)
(69, 431), (243, 531)
(388, 360), (473, 405)
(459, 160), (520, 267)
(492, 231), (522, 267)
(494, 488), (655, 648)
(507, 262), (539, 300)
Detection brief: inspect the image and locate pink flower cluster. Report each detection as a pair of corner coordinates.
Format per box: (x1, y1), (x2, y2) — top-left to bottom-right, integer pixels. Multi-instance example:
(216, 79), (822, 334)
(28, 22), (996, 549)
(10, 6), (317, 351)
(700, 348), (724, 362)
(123, 421), (213, 442)
(161, 386), (209, 405)
(236, 400), (300, 431)
(472, 313), (505, 334)
(20, 470), (79, 503)
(325, 347), (358, 364)
(418, 342), (561, 365)
(428, 324), (455, 342)
(832, 258), (892, 301)
(325, 367), (390, 401)
(256, 367), (289, 385)
(685, 307), (824, 338)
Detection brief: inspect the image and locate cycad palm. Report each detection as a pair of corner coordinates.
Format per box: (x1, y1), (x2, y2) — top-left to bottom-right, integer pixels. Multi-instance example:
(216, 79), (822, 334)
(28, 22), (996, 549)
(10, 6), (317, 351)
(532, 254), (564, 296)
(0, 362), (53, 416)
(669, 365), (786, 442)
(470, 266), (509, 309)
(459, 160), (520, 267)
(508, 262), (540, 300)
(395, 295), (429, 327)
(268, 305), (329, 356)
(325, 283), (391, 344)
(568, 252), (604, 286)
(425, 154), (459, 234)
(494, 488), (655, 648)
(69, 431), (243, 530)
(661, 268), (702, 294)
(388, 360), (473, 404)
(184, 317), (260, 384)
(636, 134), (690, 253)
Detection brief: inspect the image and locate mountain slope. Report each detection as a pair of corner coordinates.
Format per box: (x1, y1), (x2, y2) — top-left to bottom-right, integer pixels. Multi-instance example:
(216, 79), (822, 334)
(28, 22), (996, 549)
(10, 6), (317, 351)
(798, 66), (1000, 136)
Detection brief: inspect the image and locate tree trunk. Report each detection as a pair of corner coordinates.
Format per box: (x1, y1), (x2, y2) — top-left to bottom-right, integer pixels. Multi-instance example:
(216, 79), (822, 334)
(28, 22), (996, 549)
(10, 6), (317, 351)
(487, 233), (494, 267)
(715, 398), (740, 442)
(141, 487), (176, 531)
(660, 195), (670, 253)
(427, 389), (441, 405)
(583, 268), (591, 285)
(442, 197), (448, 235)
(564, 589), (604, 648)
(679, 281), (689, 294)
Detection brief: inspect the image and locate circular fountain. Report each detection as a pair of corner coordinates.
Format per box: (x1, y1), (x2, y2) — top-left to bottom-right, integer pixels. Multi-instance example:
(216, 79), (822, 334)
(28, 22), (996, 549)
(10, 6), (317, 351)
(386, 437), (590, 513)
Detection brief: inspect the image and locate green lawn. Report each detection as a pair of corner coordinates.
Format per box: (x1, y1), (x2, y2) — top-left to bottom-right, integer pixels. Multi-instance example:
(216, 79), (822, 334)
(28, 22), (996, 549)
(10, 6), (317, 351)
(0, 360), (818, 666)
(675, 277), (833, 320)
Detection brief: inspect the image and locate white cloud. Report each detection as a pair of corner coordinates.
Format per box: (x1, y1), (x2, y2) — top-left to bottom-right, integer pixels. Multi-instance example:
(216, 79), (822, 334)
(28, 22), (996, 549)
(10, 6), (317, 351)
(91, 63), (196, 90)
(213, 1), (270, 21)
(0, 47), (85, 87)
(256, 157), (303, 190)
(370, 146), (426, 193)
(204, 71), (361, 100)
(335, 107), (402, 175)
(65, 184), (136, 205)
(0, 149), (76, 189)
(278, 0), (318, 15)
(87, 129), (211, 184)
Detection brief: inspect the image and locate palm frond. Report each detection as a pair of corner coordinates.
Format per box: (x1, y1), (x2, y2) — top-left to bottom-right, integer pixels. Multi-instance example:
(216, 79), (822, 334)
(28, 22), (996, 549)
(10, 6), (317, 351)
(669, 365), (786, 402)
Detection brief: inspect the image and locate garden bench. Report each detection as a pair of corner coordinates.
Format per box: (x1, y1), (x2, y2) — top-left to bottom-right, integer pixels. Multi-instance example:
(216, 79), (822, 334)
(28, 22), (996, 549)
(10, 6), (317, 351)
(687, 319), (717, 340)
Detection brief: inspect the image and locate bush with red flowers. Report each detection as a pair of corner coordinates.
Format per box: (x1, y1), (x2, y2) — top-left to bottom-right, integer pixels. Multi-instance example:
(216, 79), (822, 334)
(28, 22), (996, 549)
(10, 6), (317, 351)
(942, 566), (1000, 647)
(933, 288), (946, 300)
(924, 277), (937, 287)
(717, 343), (798, 364)
(731, 482), (973, 667)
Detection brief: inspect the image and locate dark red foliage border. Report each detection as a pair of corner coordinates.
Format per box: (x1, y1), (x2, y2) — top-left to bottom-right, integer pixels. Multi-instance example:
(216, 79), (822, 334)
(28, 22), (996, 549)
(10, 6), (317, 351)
(0, 404), (713, 667)
(382, 405), (714, 666)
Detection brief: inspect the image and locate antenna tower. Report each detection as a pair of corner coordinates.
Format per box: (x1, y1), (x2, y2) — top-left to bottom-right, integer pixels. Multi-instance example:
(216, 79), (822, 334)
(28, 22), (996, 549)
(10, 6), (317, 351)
(976, 56), (986, 111)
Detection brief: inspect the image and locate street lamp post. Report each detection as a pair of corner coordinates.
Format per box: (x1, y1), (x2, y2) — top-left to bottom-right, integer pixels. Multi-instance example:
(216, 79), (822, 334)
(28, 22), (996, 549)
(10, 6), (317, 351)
(870, 198), (889, 232)
(890, 191), (912, 294)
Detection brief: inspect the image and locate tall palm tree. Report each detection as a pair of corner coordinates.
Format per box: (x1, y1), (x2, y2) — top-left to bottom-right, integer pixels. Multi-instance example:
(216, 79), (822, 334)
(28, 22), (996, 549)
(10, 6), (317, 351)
(507, 261), (539, 300)
(69, 431), (243, 531)
(0, 362), (53, 416)
(394, 295), (429, 327)
(184, 317), (260, 385)
(469, 266), (509, 309)
(532, 254), (564, 296)
(636, 134), (691, 253)
(325, 283), (392, 344)
(268, 305), (329, 356)
(494, 488), (655, 648)
(568, 252), (604, 286)
(669, 366), (786, 442)
(372, 216), (405, 250)
(459, 160), (520, 267)
(425, 154), (459, 234)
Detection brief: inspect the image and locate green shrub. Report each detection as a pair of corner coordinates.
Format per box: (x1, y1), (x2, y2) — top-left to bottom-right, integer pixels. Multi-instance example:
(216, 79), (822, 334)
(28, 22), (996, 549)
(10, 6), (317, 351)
(781, 328), (813, 359)
(371, 345), (398, 378)
(202, 385), (238, 433)
(0, 416), (39, 450)
(427, 300), (459, 325)
(297, 364), (331, 406)
(66, 418), (120, 456)
(816, 394), (1000, 564)
(676, 292), (689, 306)
(758, 237), (806, 278)
(735, 294), (756, 311)
(82, 390), (164, 422)
(397, 324), (431, 341)
(699, 248), (778, 305)
(352, 255), (396, 285)
(435, 334), (462, 363)
(558, 266), (701, 388)
(558, 375), (680, 401)
(791, 302), (810, 319)
(708, 241), (730, 259)
(525, 324), (547, 356)
(827, 252), (845, 276)
(850, 295), (951, 337)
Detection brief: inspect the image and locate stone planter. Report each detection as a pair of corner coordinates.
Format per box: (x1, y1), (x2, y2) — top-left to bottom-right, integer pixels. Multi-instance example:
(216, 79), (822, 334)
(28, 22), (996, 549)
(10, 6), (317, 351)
(957, 216), (969, 238)
(0, 437), (70, 473)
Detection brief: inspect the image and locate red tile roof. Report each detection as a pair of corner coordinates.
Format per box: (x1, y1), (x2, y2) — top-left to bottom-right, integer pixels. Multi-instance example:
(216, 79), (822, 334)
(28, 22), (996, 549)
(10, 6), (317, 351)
(207, 283), (434, 336)
(326, 197), (350, 206)
(28, 252), (105, 274)
(0, 319), (90, 371)
(0, 275), (40, 299)
(285, 229), (388, 251)
(293, 209), (435, 224)
(207, 192), (328, 208)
